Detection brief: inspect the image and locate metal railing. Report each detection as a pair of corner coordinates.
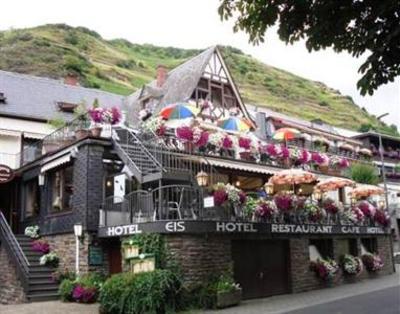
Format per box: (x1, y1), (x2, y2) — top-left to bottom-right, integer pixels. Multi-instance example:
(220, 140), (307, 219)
(19, 114), (91, 167)
(0, 211), (29, 291)
(101, 184), (204, 226)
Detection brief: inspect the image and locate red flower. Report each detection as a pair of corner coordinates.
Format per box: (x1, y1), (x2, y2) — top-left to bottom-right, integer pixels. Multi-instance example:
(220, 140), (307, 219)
(238, 137), (251, 150)
(176, 126), (194, 142)
(222, 136), (233, 149)
(213, 189), (228, 206)
(195, 131), (209, 147)
(281, 146), (290, 158)
(374, 209), (390, 227)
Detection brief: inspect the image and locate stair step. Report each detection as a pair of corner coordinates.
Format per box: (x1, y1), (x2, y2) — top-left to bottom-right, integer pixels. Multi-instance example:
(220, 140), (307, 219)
(28, 283), (59, 292)
(29, 278), (56, 285)
(29, 273), (54, 280)
(29, 266), (55, 272)
(27, 292), (59, 302)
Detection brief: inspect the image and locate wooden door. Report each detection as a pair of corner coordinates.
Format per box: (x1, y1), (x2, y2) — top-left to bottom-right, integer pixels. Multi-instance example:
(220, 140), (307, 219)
(232, 240), (289, 299)
(108, 241), (122, 274)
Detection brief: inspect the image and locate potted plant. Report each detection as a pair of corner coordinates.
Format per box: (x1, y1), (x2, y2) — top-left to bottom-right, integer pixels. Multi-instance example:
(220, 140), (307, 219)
(238, 136), (253, 160)
(88, 107), (104, 137)
(214, 274), (242, 309)
(39, 252), (60, 268)
(73, 103), (90, 139)
(361, 253), (384, 272)
(176, 126), (194, 151)
(341, 254), (363, 278)
(310, 258), (339, 283)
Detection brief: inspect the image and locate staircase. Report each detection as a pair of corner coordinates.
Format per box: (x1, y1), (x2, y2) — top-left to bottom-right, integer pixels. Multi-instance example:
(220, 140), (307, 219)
(15, 235), (59, 301)
(113, 128), (165, 183)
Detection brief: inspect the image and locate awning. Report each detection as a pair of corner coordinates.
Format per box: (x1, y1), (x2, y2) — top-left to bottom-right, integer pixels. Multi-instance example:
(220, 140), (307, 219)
(0, 129), (20, 137)
(23, 132), (45, 140)
(41, 154), (71, 173)
(202, 157), (279, 175)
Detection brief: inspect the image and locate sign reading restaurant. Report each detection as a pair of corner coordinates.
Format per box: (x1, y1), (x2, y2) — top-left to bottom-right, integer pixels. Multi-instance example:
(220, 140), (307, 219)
(0, 164), (14, 184)
(99, 221), (388, 238)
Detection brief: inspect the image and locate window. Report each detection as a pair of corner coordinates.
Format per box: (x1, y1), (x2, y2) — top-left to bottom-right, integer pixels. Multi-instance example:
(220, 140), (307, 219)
(361, 238), (378, 254)
(336, 239), (358, 257)
(50, 166), (73, 212)
(25, 179), (40, 217)
(309, 239), (333, 260)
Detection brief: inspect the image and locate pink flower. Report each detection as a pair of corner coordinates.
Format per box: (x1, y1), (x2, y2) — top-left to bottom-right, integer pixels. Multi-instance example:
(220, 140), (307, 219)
(357, 201), (376, 218)
(339, 158), (350, 168)
(110, 106), (122, 125)
(222, 135), (233, 149)
(32, 240), (50, 254)
(89, 108), (103, 123)
(374, 209), (390, 227)
(238, 137), (251, 150)
(280, 146), (289, 159)
(176, 126), (194, 142)
(239, 191), (247, 205)
(255, 202), (276, 219)
(266, 144), (279, 157)
(213, 189), (228, 206)
(274, 194), (293, 212)
(299, 150), (311, 164)
(195, 131), (209, 147)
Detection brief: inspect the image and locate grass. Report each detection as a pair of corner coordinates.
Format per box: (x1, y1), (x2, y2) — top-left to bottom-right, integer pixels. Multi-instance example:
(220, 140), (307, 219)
(0, 23), (397, 136)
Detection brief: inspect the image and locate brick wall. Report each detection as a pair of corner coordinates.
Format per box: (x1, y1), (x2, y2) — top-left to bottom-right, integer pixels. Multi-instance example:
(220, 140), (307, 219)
(0, 245), (26, 304)
(42, 232), (109, 275)
(165, 234), (232, 287)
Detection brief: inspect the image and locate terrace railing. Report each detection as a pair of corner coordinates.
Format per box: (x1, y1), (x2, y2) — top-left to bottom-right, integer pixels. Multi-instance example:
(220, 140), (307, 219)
(18, 114), (91, 167)
(100, 184), (204, 226)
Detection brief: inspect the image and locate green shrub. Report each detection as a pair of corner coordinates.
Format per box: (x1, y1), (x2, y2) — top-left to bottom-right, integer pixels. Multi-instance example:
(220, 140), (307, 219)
(64, 32), (79, 45)
(100, 270), (181, 314)
(347, 163), (379, 184)
(59, 279), (75, 302)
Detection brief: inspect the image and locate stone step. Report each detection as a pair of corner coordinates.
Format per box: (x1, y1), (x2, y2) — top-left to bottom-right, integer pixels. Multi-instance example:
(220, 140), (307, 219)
(27, 292), (59, 302)
(28, 273), (54, 280)
(28, 283), (59, 292)
(29, 266), (55, 273)
(29, 278), (56, 285)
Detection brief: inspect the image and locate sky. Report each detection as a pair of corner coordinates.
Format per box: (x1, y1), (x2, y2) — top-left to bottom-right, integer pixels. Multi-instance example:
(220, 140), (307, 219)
(1, 0), (399, 128)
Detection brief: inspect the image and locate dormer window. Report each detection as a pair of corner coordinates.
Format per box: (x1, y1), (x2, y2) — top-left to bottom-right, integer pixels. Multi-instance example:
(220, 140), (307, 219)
(0, 92), (7, 104)
(57, 101), (78, 113)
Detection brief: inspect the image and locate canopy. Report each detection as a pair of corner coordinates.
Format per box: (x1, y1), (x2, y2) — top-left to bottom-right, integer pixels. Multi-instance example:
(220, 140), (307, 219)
(217, 116), (252, 132)
(359, 148), (372, 156)
(350, 186), (384, 198)
(268, 169), (317, 185)
(272, 127), (300, 141)
(314, 178), (356, 192)
(338, 142), (355, 151)
(159, 103), (200, 120)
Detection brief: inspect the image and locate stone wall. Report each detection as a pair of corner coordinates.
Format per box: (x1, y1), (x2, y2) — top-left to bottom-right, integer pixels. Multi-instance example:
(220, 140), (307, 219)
(42, 232), (109, 275)
(0, 245), (26, 304)
(165, 234), (232, 287)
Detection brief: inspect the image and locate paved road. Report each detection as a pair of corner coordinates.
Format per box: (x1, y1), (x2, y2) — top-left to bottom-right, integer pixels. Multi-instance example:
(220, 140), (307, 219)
(284, 286), (400, 314)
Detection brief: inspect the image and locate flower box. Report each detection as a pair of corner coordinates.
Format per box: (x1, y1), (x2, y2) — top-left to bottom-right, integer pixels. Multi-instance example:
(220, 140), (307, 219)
(216, 288), (242, 309)
(239, 151), (254, 161)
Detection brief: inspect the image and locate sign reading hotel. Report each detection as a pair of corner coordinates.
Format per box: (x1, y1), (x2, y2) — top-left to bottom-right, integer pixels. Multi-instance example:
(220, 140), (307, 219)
(0, 164), (14, 184)
(99, 221), (388, 237)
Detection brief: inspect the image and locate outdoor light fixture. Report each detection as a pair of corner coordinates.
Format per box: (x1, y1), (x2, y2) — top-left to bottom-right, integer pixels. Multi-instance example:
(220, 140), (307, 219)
(264, 182), (274, 195)
(38, 174), (45, 186)
(106, 180), (112, 187)
(313, 189), (322, 201)
(235, 180), (241, 187)
(350, 196), (357, 205)
(378, 199), (386, 209)
(196, 171), (209, 187)
(74, 223), (83, 275)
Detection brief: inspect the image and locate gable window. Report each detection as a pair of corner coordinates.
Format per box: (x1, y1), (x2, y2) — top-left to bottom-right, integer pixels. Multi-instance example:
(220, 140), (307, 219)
(25, 179), (40, 218)
(57, 102), (78, 113)
(50, 165), (74, 212)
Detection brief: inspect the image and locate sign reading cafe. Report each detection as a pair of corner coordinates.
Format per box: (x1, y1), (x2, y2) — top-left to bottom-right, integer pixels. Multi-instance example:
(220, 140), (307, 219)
(99, 221), (388, 238)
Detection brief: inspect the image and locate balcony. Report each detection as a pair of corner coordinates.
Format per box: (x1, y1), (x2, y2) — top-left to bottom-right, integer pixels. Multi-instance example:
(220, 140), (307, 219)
(98, 184), (389, 237)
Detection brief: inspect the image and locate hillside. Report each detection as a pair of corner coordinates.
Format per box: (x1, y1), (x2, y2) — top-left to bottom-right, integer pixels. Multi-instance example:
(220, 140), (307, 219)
(0, 24), (397, 136)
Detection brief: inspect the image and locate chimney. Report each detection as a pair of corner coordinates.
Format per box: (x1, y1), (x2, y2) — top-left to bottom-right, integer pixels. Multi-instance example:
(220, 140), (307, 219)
(255, 111), (267, 140)
(156, 65), (167, 87)
(64, 73), (79, 86)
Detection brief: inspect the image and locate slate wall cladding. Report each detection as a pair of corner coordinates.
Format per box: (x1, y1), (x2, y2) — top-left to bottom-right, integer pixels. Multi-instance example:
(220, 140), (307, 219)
(0, 245), (26, 304)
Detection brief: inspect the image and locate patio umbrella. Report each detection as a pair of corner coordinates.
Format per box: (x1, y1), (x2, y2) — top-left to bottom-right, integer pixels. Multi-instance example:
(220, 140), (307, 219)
(272, 127), (300, 141)
(350, 186), (384, 199)
(314, 178), (356, 193)
(159, 103), (200, 120)
(217, 116), (252, 132)
(268, 169), (317, 185)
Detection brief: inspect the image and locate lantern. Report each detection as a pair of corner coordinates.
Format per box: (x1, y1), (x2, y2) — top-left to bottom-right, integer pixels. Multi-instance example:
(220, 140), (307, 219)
(196, 171), (209, 187)
(264, 182), (274, 195)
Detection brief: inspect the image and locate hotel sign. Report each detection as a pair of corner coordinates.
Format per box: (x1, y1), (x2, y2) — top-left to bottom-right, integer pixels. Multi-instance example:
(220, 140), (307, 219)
(98, 221), (389, 238)
(0, 164), (14, 184)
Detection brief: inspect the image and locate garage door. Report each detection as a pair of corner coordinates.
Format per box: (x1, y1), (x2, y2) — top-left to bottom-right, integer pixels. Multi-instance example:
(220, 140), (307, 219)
(232, 239), (290, 299)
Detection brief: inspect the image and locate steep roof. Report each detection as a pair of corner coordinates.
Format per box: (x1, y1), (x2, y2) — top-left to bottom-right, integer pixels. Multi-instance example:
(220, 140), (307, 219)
(125, 46), (253, 125)
(0, 70), (125, 121)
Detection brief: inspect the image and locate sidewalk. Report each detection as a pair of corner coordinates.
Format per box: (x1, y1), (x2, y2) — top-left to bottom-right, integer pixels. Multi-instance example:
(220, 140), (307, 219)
(204, 265), (400, 314)
(0, 266), (398, 314)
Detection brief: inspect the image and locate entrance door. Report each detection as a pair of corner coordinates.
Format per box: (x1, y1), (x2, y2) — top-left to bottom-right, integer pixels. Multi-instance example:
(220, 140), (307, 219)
(232, 240), (289, 299)
(108, 241), (122, 274)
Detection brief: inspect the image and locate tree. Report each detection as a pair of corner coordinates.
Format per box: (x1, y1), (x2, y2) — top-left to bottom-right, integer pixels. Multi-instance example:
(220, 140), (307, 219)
(218, 0), (400, 95)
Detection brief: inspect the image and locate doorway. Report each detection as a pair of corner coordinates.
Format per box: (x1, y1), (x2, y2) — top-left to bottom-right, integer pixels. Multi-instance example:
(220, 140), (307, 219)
(232, 239), (290, 299)
(108, 240), (122, 275)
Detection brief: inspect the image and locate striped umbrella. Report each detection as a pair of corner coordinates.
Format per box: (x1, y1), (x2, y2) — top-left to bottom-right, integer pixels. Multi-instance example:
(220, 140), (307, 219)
(273, 127), (301, 141)
(159, 103), (200, 120)
(217, 117), (252, 132)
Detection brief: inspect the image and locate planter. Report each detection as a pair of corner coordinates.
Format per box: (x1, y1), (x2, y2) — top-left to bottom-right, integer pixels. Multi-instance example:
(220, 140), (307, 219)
(318, 165), (329, 174)
(90, 126), (102, 137)
(239, 151), (254, 161)
(75, 129), (89, 140)
(283, 158), (291, 168)
(217, 288), (242, 309)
